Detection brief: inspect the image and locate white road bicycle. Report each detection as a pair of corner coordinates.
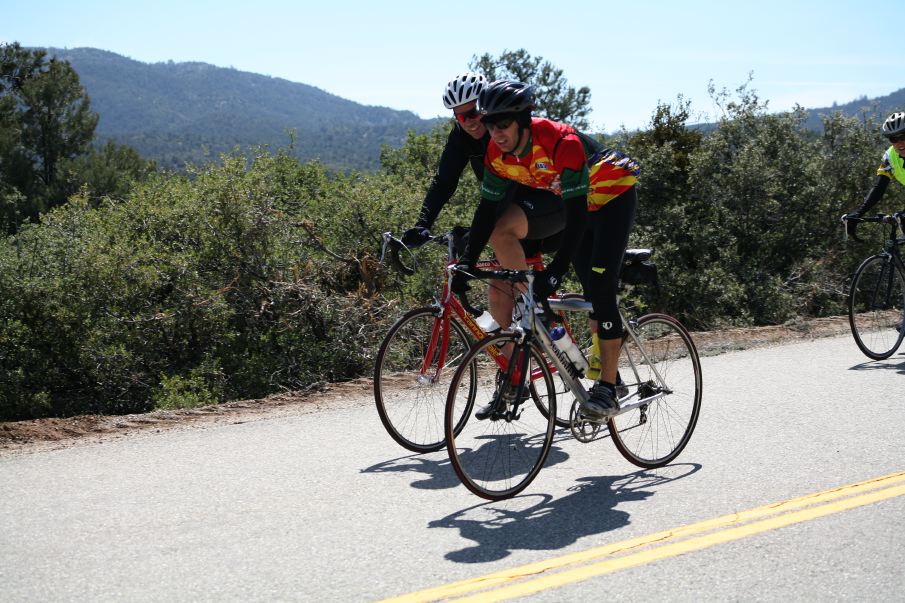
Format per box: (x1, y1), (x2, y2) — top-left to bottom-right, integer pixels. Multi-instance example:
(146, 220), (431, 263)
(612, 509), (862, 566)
(444, 253), (703, 501)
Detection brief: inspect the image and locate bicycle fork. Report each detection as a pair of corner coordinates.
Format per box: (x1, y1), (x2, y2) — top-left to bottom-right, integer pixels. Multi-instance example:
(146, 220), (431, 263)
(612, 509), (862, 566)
(490, 338), (534, 422)
(417, 309), (450, 385)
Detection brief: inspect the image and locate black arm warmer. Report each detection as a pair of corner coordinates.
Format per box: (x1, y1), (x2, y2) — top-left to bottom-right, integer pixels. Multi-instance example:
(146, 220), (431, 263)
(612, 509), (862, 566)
(416, 132), (469, 229)
(460, 197), (498, 264)
(416, 128), (487, 229)
(545, 195), (588, 277)
(854, 175), (890, 215)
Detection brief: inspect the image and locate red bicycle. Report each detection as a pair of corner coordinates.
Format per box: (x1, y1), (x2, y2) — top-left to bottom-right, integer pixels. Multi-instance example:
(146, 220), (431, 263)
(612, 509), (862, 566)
(374, 228), (573, 453)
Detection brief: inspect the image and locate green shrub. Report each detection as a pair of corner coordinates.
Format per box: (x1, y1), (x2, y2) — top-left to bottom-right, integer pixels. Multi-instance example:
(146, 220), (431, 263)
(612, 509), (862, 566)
(0, 146), (428, 420)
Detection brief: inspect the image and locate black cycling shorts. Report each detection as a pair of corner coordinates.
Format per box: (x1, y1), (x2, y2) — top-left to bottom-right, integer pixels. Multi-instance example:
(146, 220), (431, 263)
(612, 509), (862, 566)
(503, 184), (565, 255)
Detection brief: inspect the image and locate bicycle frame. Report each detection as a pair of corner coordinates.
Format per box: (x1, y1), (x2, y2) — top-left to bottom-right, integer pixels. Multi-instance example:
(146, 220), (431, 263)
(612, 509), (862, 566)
(391, 230), (545, 384)
(543, 294), (670, 417)
(849, 213), (905, 314)
(420, 256), (516, 383)
(445, 266), (670, 418)
(871, 251), (905, 311)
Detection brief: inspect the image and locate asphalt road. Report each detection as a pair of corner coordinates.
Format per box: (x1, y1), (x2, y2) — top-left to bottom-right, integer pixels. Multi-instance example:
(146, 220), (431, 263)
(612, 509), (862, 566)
(2, 333), (903, 602)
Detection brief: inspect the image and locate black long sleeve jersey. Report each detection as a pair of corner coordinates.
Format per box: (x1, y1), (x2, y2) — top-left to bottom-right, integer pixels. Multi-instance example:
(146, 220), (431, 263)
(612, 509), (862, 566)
(415, 125), (490, 229)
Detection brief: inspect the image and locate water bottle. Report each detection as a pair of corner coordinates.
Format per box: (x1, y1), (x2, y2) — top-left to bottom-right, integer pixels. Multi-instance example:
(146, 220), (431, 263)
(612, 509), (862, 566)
(549, 326), (589, 375)
(475, 311), (499, 332)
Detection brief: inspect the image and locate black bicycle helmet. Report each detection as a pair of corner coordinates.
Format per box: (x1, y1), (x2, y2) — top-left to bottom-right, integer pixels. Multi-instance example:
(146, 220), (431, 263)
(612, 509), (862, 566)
(881, 111), (905, 139)
(477, 80), (536, 118)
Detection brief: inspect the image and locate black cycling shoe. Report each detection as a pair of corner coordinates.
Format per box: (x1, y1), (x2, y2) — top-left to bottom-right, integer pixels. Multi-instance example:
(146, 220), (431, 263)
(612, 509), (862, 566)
(475, 402), (497, 421)
(581, 381), (620, 419)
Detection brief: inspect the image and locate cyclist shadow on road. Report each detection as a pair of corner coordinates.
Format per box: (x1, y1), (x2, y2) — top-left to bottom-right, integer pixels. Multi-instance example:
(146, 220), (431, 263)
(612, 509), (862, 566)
(849, 354), (905, 374)
(360, 439), (572, 492)
(428, 463), (700, 564)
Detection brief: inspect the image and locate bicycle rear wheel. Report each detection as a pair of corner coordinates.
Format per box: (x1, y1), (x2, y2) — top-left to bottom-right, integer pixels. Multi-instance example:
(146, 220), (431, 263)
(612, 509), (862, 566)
(611, 313), (702, 468)
(445, 333), (556, 500)
(374, 307), (475, 453)
(848, 254), (905, 360)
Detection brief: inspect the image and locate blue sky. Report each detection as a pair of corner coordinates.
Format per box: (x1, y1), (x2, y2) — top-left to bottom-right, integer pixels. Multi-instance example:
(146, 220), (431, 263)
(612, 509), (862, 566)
(2, 0), (898, 132)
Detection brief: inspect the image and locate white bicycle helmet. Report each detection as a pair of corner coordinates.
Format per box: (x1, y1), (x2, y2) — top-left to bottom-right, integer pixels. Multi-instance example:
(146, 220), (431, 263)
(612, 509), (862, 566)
(442, 73), (487, 109)
(881, 112), (905, 139)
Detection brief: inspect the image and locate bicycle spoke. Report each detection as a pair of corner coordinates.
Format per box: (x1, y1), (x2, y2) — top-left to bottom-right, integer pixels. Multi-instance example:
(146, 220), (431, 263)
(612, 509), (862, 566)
(611, 314), (702, 468)
(446, 334), (556, 500)
(375, 308), (474, 453)
(849, 254), (905, 360)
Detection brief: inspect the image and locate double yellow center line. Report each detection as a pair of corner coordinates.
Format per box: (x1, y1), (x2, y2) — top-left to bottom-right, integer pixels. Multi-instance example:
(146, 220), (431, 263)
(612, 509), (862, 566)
(382, 470), (905, 602)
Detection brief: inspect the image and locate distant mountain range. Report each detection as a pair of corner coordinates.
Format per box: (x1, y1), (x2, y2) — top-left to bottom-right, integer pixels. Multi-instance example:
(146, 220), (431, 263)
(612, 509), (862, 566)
(43, 48), (905, 171)
(47, 47), (441, 171)
(802, 87), (905, 131)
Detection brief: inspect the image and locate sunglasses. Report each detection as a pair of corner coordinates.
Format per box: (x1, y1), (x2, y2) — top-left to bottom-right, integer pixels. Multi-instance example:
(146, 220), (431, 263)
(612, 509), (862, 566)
(484, 117), (515, 131)
(888, 133), (905, 144)
(454, 108), (481, 124)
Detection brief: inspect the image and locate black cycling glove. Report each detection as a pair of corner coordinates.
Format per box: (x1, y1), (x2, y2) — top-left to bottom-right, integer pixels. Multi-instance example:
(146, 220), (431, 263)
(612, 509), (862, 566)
(450, 261), (472, 294)
(533, 269), (562, 301)
(401, 226), (431, 248)
(843, 213), (860, 238)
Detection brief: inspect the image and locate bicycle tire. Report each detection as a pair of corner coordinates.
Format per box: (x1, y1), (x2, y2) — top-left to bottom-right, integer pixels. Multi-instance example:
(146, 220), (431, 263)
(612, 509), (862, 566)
(445, 332), (556, 500)
(374, 307), (475, 453)
(610, 313), (702, 468)
(848, 254), (905, 360)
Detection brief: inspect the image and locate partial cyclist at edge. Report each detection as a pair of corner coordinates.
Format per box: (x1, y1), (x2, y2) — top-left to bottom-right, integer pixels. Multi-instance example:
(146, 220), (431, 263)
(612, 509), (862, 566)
(451, 79), (640, 422)
(401, 73), (564, 332)
(843, 111), (905, 233)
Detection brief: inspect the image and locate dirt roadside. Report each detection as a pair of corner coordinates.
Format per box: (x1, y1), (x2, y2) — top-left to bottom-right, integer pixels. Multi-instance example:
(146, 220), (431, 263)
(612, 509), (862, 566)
(0, 316), (855, 456)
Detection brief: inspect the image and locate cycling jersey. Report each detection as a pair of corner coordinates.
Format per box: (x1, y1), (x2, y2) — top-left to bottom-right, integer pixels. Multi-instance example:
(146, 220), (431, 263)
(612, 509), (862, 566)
(480, 118), (639, 211)
(853, 146), (905, 215)
(878, 145), (905, 185)
(415, 124), (489, 229)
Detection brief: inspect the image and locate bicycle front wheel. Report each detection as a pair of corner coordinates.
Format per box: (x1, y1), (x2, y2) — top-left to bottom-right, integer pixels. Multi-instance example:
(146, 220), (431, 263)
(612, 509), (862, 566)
(374, 307), (475, 453)
(848, 254), (905, 360)
(611, 313), (702, 468)
(445, 332), (556, 500)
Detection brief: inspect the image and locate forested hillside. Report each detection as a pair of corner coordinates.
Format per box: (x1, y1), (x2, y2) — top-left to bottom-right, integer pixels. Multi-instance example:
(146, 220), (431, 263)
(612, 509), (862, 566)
(50, 47), (905, 171)
(48, 47), (440, 171)
(803, 87), (905, 131)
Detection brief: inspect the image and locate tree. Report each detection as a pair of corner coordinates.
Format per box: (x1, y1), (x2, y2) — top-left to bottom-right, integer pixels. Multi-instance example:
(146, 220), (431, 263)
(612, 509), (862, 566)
(58, 140), (156, 206)
(469, 49), (592, 130)
(0, 42), (98, 225)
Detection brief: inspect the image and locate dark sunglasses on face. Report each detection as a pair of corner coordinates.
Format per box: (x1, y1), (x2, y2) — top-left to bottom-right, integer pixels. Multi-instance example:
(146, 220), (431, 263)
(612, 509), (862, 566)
(485, 117), (515, 131)
(454, 108), (481, 123)
(888, 132), (905, 143)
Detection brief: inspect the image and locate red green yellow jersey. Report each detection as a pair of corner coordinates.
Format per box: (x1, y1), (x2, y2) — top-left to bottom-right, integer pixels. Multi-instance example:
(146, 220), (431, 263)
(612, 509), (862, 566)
(481, 117), (639, 211)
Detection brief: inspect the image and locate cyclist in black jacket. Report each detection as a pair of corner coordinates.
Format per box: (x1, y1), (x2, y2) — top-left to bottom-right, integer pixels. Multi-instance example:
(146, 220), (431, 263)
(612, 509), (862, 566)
(844, 111), (905, 236)
(401, 73), (491, 248)
(402, 74), (564, 332)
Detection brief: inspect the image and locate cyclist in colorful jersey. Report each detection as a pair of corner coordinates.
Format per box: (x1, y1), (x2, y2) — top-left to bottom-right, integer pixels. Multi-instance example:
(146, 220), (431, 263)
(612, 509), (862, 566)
(406, 74), (565, 333)
(844, 111), (905, 236)
(453, 79), (640, 420)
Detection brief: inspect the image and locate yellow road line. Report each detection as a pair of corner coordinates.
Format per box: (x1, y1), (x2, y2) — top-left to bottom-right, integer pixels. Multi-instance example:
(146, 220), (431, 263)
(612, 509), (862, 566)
(380, 471), (905, 603)
(457, 482), (905, 602)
